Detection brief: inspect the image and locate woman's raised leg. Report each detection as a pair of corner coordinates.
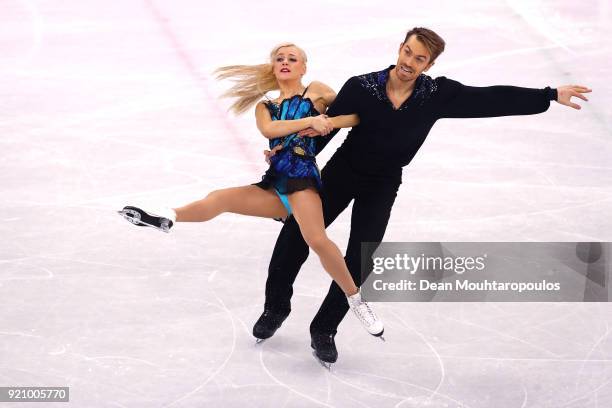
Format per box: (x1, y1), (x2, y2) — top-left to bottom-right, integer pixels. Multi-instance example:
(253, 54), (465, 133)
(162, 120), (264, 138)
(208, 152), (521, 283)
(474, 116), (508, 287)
(119, 185), (288, 231)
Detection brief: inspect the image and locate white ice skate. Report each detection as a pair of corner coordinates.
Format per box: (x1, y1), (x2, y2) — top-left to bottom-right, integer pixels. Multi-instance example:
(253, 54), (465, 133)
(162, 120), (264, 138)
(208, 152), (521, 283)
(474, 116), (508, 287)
(347, 290), (385, 340)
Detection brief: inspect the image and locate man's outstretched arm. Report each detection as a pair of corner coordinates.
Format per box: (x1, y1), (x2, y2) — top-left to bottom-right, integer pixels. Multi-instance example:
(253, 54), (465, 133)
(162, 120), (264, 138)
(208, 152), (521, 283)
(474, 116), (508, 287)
(435, 76), (591, 119)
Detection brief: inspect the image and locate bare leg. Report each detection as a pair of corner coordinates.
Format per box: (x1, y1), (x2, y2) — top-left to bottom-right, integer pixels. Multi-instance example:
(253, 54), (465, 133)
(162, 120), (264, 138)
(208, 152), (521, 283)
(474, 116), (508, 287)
(287, 189), (358, 296)
(174, 185), (288, 222)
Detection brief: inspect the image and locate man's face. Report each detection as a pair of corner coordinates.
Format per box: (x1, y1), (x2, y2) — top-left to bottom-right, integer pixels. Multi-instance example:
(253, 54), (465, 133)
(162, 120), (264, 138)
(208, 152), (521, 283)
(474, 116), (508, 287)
(395, 35), (434, 81)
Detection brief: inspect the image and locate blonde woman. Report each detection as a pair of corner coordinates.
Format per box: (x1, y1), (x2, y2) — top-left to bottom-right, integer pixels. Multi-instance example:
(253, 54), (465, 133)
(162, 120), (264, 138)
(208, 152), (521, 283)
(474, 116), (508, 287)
(118, 43), (384, 341)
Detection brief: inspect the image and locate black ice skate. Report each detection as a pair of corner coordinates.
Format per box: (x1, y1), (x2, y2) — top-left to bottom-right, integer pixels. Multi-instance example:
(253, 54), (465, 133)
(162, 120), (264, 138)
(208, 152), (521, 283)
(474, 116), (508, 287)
(117, 206), (175, 233)
(253, 309), (289, 344)
(311, 332), (338, 370)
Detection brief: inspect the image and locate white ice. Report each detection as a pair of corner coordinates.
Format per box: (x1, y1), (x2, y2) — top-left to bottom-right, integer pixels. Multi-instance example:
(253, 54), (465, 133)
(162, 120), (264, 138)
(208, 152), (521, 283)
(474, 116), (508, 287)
(1, 0), (612, 407)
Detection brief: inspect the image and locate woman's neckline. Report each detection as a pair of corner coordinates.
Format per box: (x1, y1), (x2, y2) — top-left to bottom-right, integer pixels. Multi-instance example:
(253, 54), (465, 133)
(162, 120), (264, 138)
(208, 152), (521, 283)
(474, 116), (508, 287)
(269, 94), (311, 105)
(268, 95), (321, 114)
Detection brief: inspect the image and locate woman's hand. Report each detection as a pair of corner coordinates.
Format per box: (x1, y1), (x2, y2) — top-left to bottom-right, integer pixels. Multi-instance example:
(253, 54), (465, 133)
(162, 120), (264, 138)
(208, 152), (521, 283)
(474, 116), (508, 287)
(309, 115), (334, 136)
(556, 85), (592, 110)
(263, 145), (283, 164)
(298, 114), (359, 137)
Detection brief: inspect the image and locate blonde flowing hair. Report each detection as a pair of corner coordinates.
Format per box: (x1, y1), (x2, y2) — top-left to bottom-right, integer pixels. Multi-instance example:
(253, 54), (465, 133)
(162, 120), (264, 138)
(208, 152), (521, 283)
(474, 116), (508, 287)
(214, 43), (308, 114)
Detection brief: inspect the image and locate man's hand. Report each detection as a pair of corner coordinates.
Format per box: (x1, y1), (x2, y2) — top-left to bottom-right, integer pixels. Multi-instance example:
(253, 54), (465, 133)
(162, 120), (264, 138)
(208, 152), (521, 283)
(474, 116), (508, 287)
(298, 128), (321, 137)
(263, 145), (283, 164)
(556, 85), (592, 110)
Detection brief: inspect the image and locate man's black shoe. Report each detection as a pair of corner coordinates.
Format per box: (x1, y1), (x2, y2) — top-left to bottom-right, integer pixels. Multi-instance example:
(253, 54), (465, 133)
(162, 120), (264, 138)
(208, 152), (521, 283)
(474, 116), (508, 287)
(253, 309), (290, 342)
(310, 332), (338, 368)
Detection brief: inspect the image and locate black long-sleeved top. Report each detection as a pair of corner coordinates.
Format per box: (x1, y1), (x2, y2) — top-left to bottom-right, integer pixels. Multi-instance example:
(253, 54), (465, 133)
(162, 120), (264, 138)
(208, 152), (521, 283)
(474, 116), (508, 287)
(317, 65), (557, 179)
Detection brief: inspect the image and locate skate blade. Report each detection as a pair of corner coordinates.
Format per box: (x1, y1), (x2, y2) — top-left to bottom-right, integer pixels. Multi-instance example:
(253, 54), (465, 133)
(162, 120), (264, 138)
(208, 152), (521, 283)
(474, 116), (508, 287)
(312, 351), (332, 371)
(255, 338), (266, 345)
(371, 328), (385, 341)
(117, 210), (145, 226)
(117, 209), (170, 233)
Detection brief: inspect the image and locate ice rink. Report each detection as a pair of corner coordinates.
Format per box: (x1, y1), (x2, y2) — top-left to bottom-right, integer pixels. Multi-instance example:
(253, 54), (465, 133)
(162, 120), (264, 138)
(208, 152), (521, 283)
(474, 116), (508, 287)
(2, 0), (612, 406)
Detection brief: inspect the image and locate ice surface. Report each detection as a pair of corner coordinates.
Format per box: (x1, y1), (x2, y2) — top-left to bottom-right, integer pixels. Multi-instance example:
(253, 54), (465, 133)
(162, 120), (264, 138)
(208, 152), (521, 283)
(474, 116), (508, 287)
(1, 0), (611, 406)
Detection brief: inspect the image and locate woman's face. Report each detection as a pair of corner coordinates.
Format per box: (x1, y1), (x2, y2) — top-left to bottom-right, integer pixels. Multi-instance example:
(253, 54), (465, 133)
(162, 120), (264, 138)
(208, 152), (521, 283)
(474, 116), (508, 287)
(272, 46), (306, 81)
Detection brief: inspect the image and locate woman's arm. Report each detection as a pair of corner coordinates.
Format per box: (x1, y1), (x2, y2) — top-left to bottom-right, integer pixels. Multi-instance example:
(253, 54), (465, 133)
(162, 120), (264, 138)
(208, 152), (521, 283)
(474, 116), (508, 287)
(255, 102), (316, 139)
(255, 102), (333, 139)
(310, 81), (337, 111)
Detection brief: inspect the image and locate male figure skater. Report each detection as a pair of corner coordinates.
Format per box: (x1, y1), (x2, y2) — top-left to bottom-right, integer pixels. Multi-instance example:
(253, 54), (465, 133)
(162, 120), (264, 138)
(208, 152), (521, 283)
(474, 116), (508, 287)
(254, 27), (591, 365)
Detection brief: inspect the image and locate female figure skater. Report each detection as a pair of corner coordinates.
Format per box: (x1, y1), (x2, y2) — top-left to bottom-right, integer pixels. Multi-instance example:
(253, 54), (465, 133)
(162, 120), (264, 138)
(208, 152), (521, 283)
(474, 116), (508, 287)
(118, 43), (384, 340)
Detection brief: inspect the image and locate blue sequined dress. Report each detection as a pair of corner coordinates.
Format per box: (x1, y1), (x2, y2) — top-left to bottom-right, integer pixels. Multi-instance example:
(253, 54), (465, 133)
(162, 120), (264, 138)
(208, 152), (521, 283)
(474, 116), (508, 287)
(253, 93), (323, 196)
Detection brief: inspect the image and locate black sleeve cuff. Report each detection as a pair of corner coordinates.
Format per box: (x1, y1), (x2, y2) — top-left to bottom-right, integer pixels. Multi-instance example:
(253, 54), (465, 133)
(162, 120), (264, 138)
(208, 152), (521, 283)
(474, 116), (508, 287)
(545, 86), (558, 101)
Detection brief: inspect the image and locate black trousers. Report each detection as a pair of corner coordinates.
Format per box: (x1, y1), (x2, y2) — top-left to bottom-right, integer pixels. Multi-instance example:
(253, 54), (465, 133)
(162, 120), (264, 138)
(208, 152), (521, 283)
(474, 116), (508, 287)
(263, 151), (401, 335)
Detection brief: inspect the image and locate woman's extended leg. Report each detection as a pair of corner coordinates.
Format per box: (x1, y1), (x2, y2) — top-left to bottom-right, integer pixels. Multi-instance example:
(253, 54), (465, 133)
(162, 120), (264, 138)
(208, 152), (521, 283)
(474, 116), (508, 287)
(286, 188), (358, 295)
(287, 188), (383, 337)
(175, 185), (288, 221)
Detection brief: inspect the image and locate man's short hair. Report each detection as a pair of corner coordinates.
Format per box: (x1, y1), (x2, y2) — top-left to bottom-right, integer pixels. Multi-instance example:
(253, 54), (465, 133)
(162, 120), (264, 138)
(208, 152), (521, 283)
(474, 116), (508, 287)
(403, 27), (446, 63)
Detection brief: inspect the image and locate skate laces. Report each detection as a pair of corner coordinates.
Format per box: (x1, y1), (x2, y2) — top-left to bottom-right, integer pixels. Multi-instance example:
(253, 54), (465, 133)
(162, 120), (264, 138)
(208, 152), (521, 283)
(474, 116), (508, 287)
(353, 299), (377, 327)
